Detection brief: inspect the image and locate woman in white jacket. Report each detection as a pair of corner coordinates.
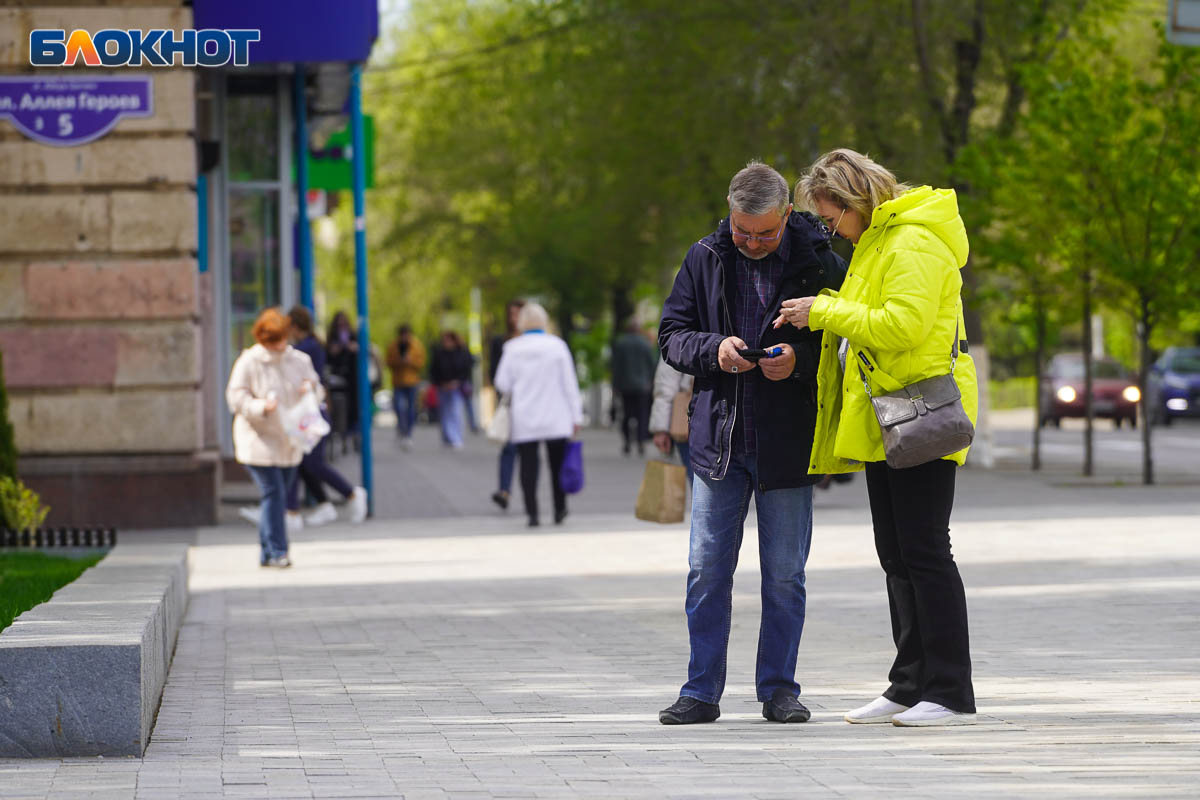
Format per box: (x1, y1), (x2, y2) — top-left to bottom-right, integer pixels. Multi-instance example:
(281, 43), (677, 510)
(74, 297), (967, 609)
(649, 357), (694, 487)
(225, 308), (321, 567)
(493, 303), (583, 527)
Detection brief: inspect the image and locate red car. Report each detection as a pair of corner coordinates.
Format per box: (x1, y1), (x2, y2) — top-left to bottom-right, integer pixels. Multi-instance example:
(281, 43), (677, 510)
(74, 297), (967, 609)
(1039, 354), (1141, 428)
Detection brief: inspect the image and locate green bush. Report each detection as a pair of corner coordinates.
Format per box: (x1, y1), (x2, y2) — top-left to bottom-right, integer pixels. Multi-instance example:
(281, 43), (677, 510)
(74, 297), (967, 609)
(0, 476), (49, 532)
(0, 351), (15, 482)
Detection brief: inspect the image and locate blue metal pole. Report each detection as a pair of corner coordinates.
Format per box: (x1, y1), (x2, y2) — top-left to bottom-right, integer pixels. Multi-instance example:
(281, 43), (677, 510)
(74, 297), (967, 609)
(293, 64), (314, 311)
(350, 63), (373, 516)
(196, 174), (208, 273)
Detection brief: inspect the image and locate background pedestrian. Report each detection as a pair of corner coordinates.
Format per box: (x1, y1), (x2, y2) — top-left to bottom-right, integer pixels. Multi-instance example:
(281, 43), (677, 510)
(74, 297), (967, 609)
(386, 323), (426, 449)
(489, 299), (525, 510)
(493, 303), (582, 526)
(225, 308), (320, 568)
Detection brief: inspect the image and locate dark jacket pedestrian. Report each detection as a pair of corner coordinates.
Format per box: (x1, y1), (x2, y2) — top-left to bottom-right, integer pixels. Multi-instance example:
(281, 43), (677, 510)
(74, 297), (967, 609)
(659, 202), (846, 489)
(656, 161), (846, 727)
(286, 306), (368, 525)
(430, 332), (473, 448)
(326, 310), (360, 437)
(611, 325), (657, 455)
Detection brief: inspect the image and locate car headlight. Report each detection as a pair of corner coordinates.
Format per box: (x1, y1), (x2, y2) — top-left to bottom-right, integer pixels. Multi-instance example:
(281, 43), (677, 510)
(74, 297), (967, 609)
(1164, 374), (1190, 390)
(1056, 386), (1077, 403)
(1122, 386), (1141, 403)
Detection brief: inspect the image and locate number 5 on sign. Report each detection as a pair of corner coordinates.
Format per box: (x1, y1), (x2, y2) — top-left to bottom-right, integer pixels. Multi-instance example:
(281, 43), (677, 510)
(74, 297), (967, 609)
(58, 113), (72, 137)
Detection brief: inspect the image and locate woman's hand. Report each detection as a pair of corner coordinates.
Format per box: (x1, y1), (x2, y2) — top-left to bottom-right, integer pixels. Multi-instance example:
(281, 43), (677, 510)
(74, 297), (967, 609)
(653, 432), (673, 454)
(773, 296), (816, 330)
(299, 380), (312, 395)
(263, 396), (278, 414)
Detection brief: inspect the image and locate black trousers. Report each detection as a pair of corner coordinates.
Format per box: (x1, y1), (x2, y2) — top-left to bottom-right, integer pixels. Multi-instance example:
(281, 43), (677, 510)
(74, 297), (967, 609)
(864, 458), (975, 713)
(620, 391), (651, 448)
(517, 438), (568, 522)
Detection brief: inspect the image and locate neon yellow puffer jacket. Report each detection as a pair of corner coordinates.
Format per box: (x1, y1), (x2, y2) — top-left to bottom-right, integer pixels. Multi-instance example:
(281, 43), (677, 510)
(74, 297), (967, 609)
(807, 186), (978, 473)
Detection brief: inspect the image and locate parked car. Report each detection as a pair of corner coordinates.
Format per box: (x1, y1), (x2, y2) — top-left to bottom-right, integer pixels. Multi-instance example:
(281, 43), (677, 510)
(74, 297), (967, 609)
(1039, 354), (1140, 428)
(1147, 346), (1200, 426)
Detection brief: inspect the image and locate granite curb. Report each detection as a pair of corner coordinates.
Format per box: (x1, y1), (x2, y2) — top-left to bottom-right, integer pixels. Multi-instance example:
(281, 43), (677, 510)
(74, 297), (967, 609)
(0, 542), (189, 757)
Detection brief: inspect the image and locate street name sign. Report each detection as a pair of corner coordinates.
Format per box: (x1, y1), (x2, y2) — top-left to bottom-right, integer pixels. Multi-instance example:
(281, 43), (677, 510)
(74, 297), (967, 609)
(0, 77), (153, 146)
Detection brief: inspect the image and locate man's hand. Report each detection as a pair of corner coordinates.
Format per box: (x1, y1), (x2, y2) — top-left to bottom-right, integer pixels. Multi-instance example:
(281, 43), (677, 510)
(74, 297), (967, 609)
(653, 432), (673, 454)
(718, 336), (757, 374)
(773, 296), (817, 330)
(759, 343), (796, 381)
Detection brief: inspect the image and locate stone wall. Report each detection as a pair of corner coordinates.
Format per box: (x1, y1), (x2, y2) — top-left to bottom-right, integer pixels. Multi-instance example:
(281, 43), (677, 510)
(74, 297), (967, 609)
(0, 1), (216, 527)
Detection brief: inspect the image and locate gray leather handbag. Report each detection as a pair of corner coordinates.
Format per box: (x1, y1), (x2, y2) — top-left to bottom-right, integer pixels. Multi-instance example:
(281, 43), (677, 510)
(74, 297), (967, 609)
(855, 323), (974, 469)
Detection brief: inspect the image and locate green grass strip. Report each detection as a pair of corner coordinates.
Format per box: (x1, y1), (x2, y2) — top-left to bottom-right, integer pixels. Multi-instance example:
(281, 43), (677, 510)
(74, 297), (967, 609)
(0, 551), (105, 634)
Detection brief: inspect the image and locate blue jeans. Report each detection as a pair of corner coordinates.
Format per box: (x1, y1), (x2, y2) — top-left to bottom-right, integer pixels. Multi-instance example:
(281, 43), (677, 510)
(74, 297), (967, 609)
(461, 383), (480, 433)
(438, 387), (465, 446)
(682, 454), (813, 704)
(393, 385), (418, 437)
(246, 465), (297, 563)
(677, 441), (693, 488)
(498, 441), (517, 493)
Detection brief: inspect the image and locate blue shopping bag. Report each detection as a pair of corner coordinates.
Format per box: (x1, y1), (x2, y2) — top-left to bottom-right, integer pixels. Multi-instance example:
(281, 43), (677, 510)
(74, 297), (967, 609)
(559, 440), (584, 494)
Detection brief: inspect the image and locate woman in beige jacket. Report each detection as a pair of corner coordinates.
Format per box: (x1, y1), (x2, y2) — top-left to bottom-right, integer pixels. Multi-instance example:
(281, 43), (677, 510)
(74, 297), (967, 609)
(226, 308), (321, 567)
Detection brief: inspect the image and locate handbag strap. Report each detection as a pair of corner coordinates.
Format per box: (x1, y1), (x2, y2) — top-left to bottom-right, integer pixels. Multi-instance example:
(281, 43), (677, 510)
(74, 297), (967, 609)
(855, 315), (964, 400)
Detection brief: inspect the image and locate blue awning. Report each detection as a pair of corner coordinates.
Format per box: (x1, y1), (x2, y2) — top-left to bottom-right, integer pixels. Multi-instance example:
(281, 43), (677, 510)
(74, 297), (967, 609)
(193, 0), (378, 64)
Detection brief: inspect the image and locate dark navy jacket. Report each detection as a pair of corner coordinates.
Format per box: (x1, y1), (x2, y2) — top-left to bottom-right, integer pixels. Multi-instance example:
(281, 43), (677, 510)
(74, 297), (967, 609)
(658, 211), (847, 490)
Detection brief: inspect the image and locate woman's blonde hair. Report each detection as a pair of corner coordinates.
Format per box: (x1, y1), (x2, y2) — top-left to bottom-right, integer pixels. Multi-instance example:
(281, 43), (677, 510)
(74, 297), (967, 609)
(796, 148), (910, 227)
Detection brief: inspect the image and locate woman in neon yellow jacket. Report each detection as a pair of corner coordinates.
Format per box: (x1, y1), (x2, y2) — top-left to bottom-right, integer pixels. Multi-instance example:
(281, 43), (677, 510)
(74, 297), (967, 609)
(774, 149), (978, 727)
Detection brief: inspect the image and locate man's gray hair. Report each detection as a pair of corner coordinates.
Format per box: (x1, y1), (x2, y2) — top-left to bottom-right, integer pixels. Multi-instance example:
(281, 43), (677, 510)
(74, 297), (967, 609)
(728, 161), (790, 216)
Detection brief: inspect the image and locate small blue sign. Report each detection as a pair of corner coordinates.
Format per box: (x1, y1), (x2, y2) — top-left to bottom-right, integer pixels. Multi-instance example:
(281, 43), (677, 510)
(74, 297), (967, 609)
(0, 77), (153, 147)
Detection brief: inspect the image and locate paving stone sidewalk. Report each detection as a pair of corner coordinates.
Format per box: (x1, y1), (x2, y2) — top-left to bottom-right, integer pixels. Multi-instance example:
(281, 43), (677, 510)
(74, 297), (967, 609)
(3, 426), (1199, 798)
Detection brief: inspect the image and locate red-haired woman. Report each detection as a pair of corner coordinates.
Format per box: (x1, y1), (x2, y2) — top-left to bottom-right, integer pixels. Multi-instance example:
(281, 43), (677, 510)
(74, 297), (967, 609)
(226, 308), (321, 567)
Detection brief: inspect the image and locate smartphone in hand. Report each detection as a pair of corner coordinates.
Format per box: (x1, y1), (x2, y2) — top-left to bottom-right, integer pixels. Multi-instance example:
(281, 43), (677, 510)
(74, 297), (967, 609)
(737, 346), (783, 362)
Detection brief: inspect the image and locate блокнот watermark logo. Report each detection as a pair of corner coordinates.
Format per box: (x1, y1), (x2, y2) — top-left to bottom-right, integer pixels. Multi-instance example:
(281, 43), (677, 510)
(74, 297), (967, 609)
(30, 29), (260, 67)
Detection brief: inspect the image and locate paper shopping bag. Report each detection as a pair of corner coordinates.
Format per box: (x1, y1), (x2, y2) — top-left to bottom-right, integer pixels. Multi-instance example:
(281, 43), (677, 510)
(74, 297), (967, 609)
(635, 459), (687, 524)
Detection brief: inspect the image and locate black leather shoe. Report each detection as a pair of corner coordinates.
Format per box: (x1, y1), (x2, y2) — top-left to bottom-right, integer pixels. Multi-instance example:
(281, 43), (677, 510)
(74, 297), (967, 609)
(763, 689), (811, 723)
(658, 696), (720, 725)
(554, 508), (568, 524)
(491, 491), (509, 510)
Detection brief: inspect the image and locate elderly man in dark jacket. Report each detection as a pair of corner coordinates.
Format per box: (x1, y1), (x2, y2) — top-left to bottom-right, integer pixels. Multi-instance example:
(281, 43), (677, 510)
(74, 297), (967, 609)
(656, 161), (846, 725)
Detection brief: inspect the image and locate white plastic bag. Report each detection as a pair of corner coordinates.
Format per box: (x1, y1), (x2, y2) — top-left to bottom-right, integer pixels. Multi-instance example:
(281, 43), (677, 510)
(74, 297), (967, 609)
(486, 395), (511, 442)
(280, 391), (330, 453)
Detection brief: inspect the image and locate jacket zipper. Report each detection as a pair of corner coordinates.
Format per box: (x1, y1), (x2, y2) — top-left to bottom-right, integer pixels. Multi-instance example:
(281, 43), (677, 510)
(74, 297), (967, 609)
(700, 240), (737, 480)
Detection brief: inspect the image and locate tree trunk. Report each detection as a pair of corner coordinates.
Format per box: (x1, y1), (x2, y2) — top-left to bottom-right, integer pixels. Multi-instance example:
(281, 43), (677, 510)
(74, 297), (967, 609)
(1082, 269), (1094, 477)
(1139, 298), (1154, 485)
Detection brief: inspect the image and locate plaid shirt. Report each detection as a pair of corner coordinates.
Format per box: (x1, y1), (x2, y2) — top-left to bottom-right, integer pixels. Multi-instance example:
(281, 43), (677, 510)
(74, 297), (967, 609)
(733, 231), (789, 454)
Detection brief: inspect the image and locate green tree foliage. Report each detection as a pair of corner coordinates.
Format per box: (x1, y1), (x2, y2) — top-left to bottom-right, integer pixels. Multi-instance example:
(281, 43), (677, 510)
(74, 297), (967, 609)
(319, 0), (1139, 367)
(964, 21), (1200, 483)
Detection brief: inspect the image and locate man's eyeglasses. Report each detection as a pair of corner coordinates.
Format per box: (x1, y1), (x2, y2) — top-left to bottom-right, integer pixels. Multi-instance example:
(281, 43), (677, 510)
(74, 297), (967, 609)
(731, 216), (786, 243)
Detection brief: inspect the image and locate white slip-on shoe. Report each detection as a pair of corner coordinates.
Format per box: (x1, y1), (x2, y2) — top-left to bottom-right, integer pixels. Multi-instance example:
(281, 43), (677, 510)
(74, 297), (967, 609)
(845, 696), (910, 724)
(892, 701), (977, 727)
(238, 507), (261, 526)
(304, 502), (338, 527)
(349, 487), (368, 523)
